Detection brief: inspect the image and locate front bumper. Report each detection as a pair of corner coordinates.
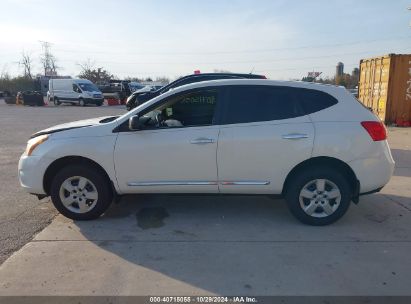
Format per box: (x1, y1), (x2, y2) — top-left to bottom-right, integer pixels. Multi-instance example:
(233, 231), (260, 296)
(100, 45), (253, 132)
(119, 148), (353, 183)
(18, 155), (49, 195)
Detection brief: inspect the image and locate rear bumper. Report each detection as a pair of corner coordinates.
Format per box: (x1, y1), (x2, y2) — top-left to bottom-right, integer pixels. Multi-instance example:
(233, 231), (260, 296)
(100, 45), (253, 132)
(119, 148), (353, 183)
(359, 187), (383, 196)
(348, 141), (395, 194)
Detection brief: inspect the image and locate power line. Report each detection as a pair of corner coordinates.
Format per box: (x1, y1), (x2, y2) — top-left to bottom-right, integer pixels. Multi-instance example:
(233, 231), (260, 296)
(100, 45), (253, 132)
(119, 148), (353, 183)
(50, 35), (411, 56)
(255, 63), (359, 73)
(54, 47), (411, 66)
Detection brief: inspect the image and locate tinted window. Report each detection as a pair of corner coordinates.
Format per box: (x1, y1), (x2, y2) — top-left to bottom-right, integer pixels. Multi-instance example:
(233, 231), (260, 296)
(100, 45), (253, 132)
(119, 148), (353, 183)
(72, 84), (81, 93)
(297, 88), (338, 114)
(223, 86), (304, 124)
(78, 83), (99, 92)
(142, 89), (219, 128)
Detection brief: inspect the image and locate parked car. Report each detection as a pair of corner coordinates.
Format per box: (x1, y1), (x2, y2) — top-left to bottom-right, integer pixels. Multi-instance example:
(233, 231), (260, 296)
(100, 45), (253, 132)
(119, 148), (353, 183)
(16, 91), (45, 106)
(128, 82), (145, 93)
(133, 85), (158, 94)
(98, 80), (132, 101)
(19, 79), (394, 225)
(48, 79), (104, 106)
(125, 73), (267, 111)
(1, 90), (16, 104)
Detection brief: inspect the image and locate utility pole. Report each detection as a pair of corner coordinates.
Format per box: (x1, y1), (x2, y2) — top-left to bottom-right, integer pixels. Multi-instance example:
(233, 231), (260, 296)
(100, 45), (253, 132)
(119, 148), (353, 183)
(39, 41), (57, 76)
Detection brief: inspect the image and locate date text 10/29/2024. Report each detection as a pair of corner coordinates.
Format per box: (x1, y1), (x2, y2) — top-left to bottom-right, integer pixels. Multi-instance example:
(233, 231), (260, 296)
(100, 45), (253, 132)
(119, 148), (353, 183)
(149, 296), (258, 303)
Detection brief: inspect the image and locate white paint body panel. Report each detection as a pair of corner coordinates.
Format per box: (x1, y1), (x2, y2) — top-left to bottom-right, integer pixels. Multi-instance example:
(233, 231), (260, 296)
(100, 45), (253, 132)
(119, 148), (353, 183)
(19, 122), (119, 195)
(217, 117), (314, 194)
(114, 126), (219, 193)
(19, 79), (394, 198)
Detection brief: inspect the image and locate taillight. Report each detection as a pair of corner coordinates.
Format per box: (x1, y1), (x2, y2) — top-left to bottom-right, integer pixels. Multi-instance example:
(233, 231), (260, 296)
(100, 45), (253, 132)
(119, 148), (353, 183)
(361, 121), (387, 141)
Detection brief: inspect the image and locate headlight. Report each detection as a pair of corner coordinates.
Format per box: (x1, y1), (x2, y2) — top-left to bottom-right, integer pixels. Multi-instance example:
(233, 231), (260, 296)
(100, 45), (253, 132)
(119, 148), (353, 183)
(25, 134), (48, 156)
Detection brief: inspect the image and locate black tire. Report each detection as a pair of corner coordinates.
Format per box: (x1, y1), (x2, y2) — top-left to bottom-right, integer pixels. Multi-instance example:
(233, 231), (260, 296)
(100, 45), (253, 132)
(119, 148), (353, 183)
(54, 97), (60, 106)
(96, 101), (103, 106)
(50, 165), (113, 220)
(285, 167), (352, 226)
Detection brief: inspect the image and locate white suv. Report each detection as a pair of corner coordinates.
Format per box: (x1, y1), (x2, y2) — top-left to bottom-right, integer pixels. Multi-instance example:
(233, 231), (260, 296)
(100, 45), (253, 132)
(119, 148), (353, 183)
(18, 79), (395, 225)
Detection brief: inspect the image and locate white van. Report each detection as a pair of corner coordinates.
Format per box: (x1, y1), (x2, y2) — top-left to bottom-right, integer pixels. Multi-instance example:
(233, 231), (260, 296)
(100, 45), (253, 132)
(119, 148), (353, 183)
(48, 79), (104, 106)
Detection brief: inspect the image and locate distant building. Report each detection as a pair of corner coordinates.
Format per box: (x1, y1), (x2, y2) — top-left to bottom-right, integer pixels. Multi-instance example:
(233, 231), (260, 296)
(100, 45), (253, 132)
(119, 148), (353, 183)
(336, 62), (344, 77)
(352, 67), (359, 78)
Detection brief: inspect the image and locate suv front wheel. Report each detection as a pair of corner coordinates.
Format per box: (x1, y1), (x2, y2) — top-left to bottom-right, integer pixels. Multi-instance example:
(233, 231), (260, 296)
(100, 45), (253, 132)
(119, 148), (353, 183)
(285, 167), (352, 225)
(50, 165), (113, 220)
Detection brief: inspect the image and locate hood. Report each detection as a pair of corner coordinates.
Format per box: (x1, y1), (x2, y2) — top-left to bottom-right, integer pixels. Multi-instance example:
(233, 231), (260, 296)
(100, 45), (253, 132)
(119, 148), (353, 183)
(30, 116), (117, 138)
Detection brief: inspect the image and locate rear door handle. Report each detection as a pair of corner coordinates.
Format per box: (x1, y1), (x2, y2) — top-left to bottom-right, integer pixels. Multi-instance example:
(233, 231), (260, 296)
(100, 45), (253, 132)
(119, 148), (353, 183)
(282, 133), (309, 140)
(190, 138), (215, 144)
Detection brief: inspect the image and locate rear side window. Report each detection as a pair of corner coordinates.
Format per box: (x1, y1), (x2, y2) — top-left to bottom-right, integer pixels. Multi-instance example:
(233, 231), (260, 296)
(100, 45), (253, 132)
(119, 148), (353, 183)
(222, 86), (304, 124)
(297, 88), (338, 114)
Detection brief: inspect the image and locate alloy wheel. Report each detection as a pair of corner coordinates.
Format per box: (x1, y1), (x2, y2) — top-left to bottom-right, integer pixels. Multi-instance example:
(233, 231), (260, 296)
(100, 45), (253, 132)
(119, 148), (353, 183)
(59, 176), (98, 214)
(299, 179), (341, 218)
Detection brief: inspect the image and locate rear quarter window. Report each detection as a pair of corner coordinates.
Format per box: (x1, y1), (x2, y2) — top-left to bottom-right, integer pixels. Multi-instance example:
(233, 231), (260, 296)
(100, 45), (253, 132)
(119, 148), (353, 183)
(297, 88), (338, 114)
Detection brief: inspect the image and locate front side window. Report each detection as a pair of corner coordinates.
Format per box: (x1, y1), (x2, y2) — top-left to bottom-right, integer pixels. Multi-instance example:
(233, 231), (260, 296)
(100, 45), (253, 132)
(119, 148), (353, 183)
(72, 84), (81, 93)
(222, 86), (304, 124)
(140, 89), (219, 129)
(78, 83), (99, 92)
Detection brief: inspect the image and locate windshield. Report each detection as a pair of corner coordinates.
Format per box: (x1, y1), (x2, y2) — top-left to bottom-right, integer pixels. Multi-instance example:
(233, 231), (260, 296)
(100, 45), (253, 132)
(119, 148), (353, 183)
(78, 83), (99, 92)
(129, 82), (145, 91)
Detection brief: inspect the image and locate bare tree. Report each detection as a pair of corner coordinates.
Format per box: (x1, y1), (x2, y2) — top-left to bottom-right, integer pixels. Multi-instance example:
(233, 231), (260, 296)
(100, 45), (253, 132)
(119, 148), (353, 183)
(77, 58), (95, 74)
(0, 64), (10, 80)
(19, 51), (33, 78)
(49, 55), (59, 74)
(77, 59), (113, 83)
(39, 41), (58, 76)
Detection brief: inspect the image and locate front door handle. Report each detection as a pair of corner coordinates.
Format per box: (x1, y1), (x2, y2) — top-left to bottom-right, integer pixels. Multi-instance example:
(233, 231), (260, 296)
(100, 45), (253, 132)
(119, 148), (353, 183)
(282, 133), (309, 140)
(190, 138), (215, 144)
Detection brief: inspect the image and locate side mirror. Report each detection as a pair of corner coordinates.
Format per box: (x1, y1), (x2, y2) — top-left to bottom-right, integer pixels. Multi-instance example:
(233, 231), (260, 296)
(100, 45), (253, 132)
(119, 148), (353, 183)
(129, 115), (141, 130)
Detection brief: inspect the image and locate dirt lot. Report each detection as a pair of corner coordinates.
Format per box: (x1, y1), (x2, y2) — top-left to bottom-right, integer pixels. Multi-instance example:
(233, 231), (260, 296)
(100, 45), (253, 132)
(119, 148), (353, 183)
(0, 100), (410, 295)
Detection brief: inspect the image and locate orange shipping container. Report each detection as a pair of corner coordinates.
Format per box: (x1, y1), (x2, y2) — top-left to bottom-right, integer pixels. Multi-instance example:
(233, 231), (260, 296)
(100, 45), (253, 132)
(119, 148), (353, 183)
(358, 54), (411, 125)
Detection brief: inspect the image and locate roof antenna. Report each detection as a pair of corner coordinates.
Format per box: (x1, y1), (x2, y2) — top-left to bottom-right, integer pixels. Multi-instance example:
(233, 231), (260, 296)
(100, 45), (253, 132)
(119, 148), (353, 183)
(250, 67), (255, 74)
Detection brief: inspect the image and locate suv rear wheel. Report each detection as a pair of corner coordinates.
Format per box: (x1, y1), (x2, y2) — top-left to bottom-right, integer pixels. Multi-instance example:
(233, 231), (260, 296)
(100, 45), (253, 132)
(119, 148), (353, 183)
(50, 165), (113, 220)
(285, 167), (352, 225)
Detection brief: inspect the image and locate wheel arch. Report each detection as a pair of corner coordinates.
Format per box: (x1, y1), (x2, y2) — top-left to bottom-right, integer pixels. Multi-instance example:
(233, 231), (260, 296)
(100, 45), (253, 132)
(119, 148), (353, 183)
(282, 156), (360, 200)
(43, 156), (115, 196)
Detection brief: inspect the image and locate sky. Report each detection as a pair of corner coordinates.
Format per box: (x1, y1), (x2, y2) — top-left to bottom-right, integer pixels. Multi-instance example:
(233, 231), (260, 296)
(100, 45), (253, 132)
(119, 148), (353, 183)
(0, 0), (410, 81)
